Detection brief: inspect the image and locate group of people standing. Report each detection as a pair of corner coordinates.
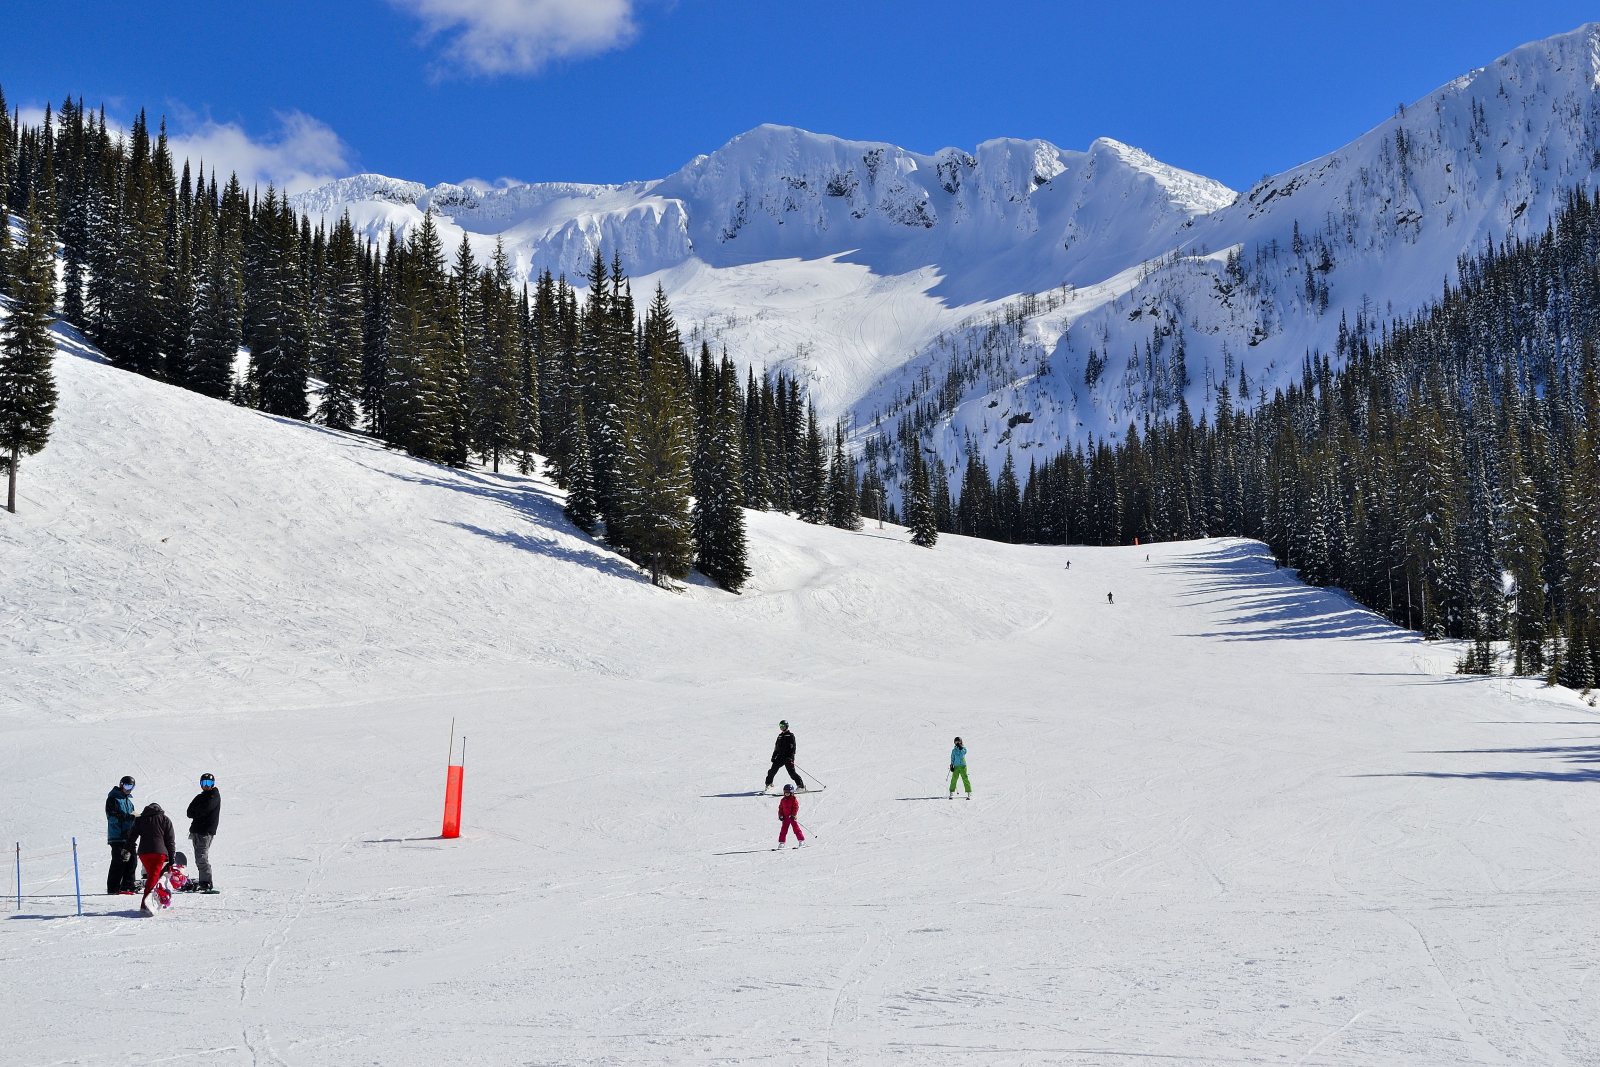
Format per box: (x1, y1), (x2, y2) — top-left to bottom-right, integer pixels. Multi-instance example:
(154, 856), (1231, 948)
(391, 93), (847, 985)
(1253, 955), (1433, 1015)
(760, 723), (973, 848)
(105, 773), (221, 908)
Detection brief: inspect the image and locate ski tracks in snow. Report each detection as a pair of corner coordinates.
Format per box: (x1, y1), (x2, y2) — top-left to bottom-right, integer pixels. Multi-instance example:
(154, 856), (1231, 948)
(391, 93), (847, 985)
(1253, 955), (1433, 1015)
(237, 824), (365, 1067)
(823, 922), (893, 1067)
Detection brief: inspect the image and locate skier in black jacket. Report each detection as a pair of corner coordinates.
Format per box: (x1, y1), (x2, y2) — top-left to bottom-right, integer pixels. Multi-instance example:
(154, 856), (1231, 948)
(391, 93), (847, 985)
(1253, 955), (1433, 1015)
(184, 773), (221, 892)
(764, 720), (805, 792)
(133, 803), (176, 912)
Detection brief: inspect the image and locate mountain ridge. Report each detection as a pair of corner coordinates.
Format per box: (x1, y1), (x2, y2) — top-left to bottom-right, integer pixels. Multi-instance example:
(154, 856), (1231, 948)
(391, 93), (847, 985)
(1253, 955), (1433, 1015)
(289, 23), (1600, 474)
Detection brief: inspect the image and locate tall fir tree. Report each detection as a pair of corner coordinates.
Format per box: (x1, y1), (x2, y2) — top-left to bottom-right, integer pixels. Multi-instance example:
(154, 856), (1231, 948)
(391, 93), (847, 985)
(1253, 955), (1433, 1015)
(826, 421), (862, 530)
(905, 448), (939, 548)
(0, 199), (60, 513)
(316, 213), (364, 430)
(693, 353), (750, 592)
(618, 349), (694, 586)
(564, 400), (599, 534)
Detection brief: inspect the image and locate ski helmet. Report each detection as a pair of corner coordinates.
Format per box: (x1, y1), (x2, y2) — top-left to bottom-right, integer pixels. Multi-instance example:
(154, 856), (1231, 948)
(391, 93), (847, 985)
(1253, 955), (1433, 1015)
(778, 720), (789, 729)
(784, 784), (796, 793)
(120, 776), (135, 789)
(200, 773), (215, 786)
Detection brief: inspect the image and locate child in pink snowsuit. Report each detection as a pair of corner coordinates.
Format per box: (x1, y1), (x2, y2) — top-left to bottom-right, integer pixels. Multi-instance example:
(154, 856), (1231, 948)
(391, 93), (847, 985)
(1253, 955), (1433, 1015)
(778, 784), (805, 846)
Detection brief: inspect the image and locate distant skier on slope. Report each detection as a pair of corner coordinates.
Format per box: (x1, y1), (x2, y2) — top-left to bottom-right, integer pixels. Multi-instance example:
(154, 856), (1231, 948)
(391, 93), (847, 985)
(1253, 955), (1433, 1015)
(133, 802), (175, 914)
(949, 737), (971, 799)
(776, 784), (805, 848)
(1107, 592), (1114, 605)
(764, 720), (805, 792)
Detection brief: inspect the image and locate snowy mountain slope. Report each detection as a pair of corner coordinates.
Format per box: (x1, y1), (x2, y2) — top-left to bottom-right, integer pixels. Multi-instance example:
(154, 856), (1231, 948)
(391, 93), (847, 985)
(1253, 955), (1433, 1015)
(290, 126), (1231, 414)
(7, 337), (1600, 1064)
(1, 328), (1037, 723)
(290, 24), (1600, 472)
(871, 22), (1600, 470)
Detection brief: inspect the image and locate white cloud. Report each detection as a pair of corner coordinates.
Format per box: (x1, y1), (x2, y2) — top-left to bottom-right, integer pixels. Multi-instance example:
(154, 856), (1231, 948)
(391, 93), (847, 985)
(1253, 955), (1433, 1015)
(393, 0), (637, 76)
(169, 113), (354, 195)
(457, 176), (528, 193)
(20, 107), (354, 195)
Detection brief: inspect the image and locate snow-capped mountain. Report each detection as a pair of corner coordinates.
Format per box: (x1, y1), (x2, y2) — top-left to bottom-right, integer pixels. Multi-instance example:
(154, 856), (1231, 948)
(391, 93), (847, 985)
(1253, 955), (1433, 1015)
(291, 23), (1600, 470)
(877, 22), (1600, 473)
(289, 127), (1230, 415)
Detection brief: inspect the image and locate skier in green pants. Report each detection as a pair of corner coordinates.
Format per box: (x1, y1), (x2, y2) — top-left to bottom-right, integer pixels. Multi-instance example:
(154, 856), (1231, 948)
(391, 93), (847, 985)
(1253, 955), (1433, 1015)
(949, 737), (970, 799)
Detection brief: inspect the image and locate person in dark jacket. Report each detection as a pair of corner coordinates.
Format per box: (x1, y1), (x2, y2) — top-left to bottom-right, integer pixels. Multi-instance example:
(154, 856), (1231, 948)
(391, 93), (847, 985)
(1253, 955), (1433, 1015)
(105, 776), (138, 895)
(133, 803), (176, 912)
(184, 773), (221, 891)
(764, 720), (805, 792)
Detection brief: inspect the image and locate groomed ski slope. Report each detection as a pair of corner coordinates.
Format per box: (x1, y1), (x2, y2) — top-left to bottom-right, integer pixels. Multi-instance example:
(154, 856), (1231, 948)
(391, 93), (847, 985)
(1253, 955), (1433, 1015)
(5, 341), (1600, 1065)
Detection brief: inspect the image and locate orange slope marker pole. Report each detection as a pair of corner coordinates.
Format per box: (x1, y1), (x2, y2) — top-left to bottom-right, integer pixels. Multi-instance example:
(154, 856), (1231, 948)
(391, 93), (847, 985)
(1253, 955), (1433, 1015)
(442, 719), (464, 839)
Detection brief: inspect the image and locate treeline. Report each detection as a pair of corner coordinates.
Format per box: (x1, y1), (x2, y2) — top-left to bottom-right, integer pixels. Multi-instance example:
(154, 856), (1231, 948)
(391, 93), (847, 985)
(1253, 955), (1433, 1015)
(917, 188), (1600, 685)
(0, 92), (903, 581)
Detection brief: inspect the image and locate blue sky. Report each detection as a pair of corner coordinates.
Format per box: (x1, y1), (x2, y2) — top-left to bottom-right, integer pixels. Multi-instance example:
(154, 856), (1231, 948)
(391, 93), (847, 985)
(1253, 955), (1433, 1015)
(2, 1), (1595, 192)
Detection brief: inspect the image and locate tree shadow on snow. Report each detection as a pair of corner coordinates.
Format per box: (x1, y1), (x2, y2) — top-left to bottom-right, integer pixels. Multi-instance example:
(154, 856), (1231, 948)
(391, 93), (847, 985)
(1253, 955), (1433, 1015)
(448, 522), (648, 585)
(353, 461), (650, 586)
(1357, 743), (1600, 783)
(1168, 541), (1403, 643)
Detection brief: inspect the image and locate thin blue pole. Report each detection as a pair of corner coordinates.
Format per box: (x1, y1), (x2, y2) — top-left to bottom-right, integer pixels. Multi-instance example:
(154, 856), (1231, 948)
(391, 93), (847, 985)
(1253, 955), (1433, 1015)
(72, 838), (82, 917)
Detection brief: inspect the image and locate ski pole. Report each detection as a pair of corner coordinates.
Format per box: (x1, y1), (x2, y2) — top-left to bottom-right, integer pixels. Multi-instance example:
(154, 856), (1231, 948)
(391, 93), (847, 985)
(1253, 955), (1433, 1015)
(794, 764), (826, 789)
(14, 843), (19, 912)
(72, 838), (81, 917)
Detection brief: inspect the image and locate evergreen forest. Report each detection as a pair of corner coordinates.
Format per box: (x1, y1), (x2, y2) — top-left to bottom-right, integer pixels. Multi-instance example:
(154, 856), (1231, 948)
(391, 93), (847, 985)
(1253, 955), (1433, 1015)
(886, 190), (1600, 685)
(0, 92), (887, 589)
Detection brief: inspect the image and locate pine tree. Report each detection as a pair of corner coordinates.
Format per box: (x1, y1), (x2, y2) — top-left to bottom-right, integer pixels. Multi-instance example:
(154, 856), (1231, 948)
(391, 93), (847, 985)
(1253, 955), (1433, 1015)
(906, 448), (938, 547)
(0, 199), (59, 513)
(564, 400), (599, 534)
(994, 451), (1022, 542)
(1568, 360), (1600, 628)
(693, 355), (750, 592)
(183, 179), (243, 399)
(462, 238), (517, 471)
(513, 282), (541, 475)
(246, 190), (309, 419)
(826, 421), (862, 530)
(796, 406), (828, 524)
(316, 213), (364, 430)
(621, 347), (694, 586)
(383, 212), (451, 461)
(958, 449), (994, 538)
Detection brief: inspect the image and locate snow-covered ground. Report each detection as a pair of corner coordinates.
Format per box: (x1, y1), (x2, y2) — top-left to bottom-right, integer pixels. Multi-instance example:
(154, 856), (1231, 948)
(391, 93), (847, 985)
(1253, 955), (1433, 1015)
(5, 341), (1600, 1064)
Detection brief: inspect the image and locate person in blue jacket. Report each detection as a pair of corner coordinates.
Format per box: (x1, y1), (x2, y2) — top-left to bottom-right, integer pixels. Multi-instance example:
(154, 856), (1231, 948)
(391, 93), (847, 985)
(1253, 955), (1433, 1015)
(105, 775), (138, 894)
(948, 738), (971, 799)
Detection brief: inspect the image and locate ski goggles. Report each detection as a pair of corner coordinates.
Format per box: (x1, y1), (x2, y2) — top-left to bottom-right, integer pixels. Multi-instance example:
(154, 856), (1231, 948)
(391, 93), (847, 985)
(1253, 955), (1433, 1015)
(200, 778), (215, 786)
(121, 783), (135, 791)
